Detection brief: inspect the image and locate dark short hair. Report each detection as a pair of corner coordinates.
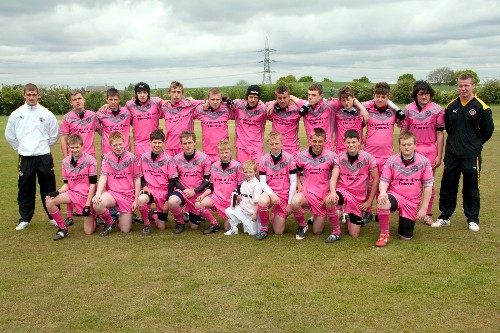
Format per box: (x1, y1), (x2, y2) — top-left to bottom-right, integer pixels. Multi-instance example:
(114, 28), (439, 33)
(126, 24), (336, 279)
(150, 129), (165, 142)
(412, 80), (435, 100)
(344, 129), (360, 140)
(374, 82), (390, 95)
(311, 127), (326, 139)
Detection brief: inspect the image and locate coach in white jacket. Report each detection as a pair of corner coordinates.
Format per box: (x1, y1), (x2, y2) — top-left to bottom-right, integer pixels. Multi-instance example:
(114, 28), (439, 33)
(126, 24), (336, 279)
(5, 83), (59, 230)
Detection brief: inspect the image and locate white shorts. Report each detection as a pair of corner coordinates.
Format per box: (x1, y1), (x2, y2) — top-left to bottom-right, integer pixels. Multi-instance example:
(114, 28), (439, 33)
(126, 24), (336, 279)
(225, 206), (261, 235)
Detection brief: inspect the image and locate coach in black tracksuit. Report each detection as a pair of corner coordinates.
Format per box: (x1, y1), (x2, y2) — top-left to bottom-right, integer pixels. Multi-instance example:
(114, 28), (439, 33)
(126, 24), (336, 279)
(434, 74), (494, 231)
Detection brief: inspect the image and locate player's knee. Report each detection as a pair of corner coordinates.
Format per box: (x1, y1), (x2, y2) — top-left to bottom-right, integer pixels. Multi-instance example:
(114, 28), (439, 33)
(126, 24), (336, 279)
(137, 195), (149, 206)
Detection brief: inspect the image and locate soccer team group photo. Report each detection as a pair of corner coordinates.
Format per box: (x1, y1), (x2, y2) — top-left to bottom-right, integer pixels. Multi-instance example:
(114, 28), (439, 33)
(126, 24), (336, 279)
(4, 74), (494, 248)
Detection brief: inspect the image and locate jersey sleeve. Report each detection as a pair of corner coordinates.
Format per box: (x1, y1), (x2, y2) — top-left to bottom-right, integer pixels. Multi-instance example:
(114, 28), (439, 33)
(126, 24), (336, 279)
(60, 114), (70, 136)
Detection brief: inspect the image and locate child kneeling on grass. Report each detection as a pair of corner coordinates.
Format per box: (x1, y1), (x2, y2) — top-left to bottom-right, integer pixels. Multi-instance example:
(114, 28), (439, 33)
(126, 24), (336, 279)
(92, 131), (142, 237)
(45, 134), (97, 240)
(224, 160), (262, 235)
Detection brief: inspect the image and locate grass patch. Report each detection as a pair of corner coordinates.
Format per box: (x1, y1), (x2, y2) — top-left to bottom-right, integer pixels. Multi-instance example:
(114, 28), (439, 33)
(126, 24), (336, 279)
(0, 107), (499, 332)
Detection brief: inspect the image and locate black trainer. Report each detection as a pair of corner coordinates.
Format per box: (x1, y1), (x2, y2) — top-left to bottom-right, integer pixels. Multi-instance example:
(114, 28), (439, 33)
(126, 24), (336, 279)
(203, 224), (220, 234)
(64, 217), (74, 227)
(295, 226), (306, 240)
(54, 228), (69, 241)
(173, 222), (185, 234)
(142, 225), (151, 236)
(361, 212), (373, 225)
(100, 223), (114, 237)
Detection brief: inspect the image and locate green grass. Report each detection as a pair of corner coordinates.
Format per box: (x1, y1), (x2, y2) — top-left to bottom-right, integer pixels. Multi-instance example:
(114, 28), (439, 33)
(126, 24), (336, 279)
(0, 108), (499, 333)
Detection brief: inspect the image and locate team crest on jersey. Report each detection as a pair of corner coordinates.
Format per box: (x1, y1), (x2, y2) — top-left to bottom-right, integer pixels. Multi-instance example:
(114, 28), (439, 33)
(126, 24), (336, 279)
(107, 156), (134, 171)
(369, 110), (394, 121)
(143, 155), (169, 170)
(39, 117), (45, 122)
(408, 109), (433, 122)
(242, 106), (264, 118)
(339, 158), (367, 172)
(175, 155), (205, 170)
(214, 165), (237, 177)
(201, 108), (226, 120)
(299, 153), (332, 167)
(70, 116), (94, 126)
(391, 159), (425, 177)
(63, 160), (86, 174)
(469, 109), (476, 116)
(308, 104), (328, 117)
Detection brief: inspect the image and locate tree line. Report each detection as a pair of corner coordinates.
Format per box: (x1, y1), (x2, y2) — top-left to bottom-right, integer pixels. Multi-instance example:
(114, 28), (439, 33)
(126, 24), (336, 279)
(1, 69), (499, 116)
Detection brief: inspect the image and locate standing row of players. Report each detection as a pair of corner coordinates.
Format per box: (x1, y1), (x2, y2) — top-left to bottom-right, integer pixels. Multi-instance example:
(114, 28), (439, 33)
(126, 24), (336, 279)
(5, 75), (493, 246)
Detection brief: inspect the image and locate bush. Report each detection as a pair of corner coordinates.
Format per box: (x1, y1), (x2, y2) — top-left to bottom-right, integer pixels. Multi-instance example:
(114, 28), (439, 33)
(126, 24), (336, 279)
(433, 90), (458, 105)
(224, 86), (246, 100)
(187, 88), (208, 100)
(84, 91), (106, 111)
(478, 79), (500, 104)
(288, 84), (308, 100)
(348, 80), (373, 102)
(0, 86), (24, 116)
(298, 76), (313, 82)
(38, 87), (71, 115)
(391, 80), (414, 105)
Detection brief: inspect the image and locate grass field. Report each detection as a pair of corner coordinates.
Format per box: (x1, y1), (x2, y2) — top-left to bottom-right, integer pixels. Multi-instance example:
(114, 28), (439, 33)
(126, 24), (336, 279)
(0, 108), (499, 333)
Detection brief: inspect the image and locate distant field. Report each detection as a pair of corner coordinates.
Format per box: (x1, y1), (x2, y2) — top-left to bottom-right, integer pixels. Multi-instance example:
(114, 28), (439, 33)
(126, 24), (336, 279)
(0, 107), (498, 333)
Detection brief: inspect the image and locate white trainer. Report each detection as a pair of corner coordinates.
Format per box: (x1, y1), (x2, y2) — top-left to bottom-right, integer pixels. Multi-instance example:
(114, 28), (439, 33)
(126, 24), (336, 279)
(431, 218), (450, 227)
(49, 219), (58, 227)
(224, 226), (239, 235)
(15, 221), (30, 230)
(468, 222), (480, 232)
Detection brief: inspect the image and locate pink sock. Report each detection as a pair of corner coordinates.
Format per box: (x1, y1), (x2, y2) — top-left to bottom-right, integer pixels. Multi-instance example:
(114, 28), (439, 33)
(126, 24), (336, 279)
(293, 208), (306, 227)
(49, 208), (66, 230)
(171, 206), (184, 224)
(258, 204), (269, 230)
(327, 208), (340, 235)
(138, 204), (151, 226)
(66, 203), (74, 219)
(377, 208), (390, 234)
(199, 208), (218, 225)
(99, 209), (114, 225)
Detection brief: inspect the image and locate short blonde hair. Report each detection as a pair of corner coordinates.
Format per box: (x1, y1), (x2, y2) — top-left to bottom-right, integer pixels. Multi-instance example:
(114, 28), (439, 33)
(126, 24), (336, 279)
(217, 139), (231, 151)
(242, 160), (258, 173)
(108, 131), (124, 145)
(267, 130), (283, 142)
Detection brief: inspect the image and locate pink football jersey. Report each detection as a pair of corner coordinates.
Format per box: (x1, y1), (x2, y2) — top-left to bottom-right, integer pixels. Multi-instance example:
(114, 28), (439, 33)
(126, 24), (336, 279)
(233, 99), (267, 152)
(162, 99), (203, 152)
(266, 102), (302, 155)
(296, 148), (336, 199)
(62, 153), (97, 197)
(97, 107), (132, 155)
(259, 150), (296, 201)
(335, 150), (377, 200)
(400, 101), (445, 146)
(363, 100), (397, 159)
(61, 110), (98, 156)
(140, 151), (177, 190)
(210, 159), (243, 204)
(380, 152), (434, 204)
(101, 151), (142, 197)
(195, 103), (233, 156)
(173, 150), (211, 190)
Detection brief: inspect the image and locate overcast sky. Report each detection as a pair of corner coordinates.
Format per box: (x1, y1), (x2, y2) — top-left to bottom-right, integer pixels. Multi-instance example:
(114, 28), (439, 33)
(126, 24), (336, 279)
(1, 0), (499, 89)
